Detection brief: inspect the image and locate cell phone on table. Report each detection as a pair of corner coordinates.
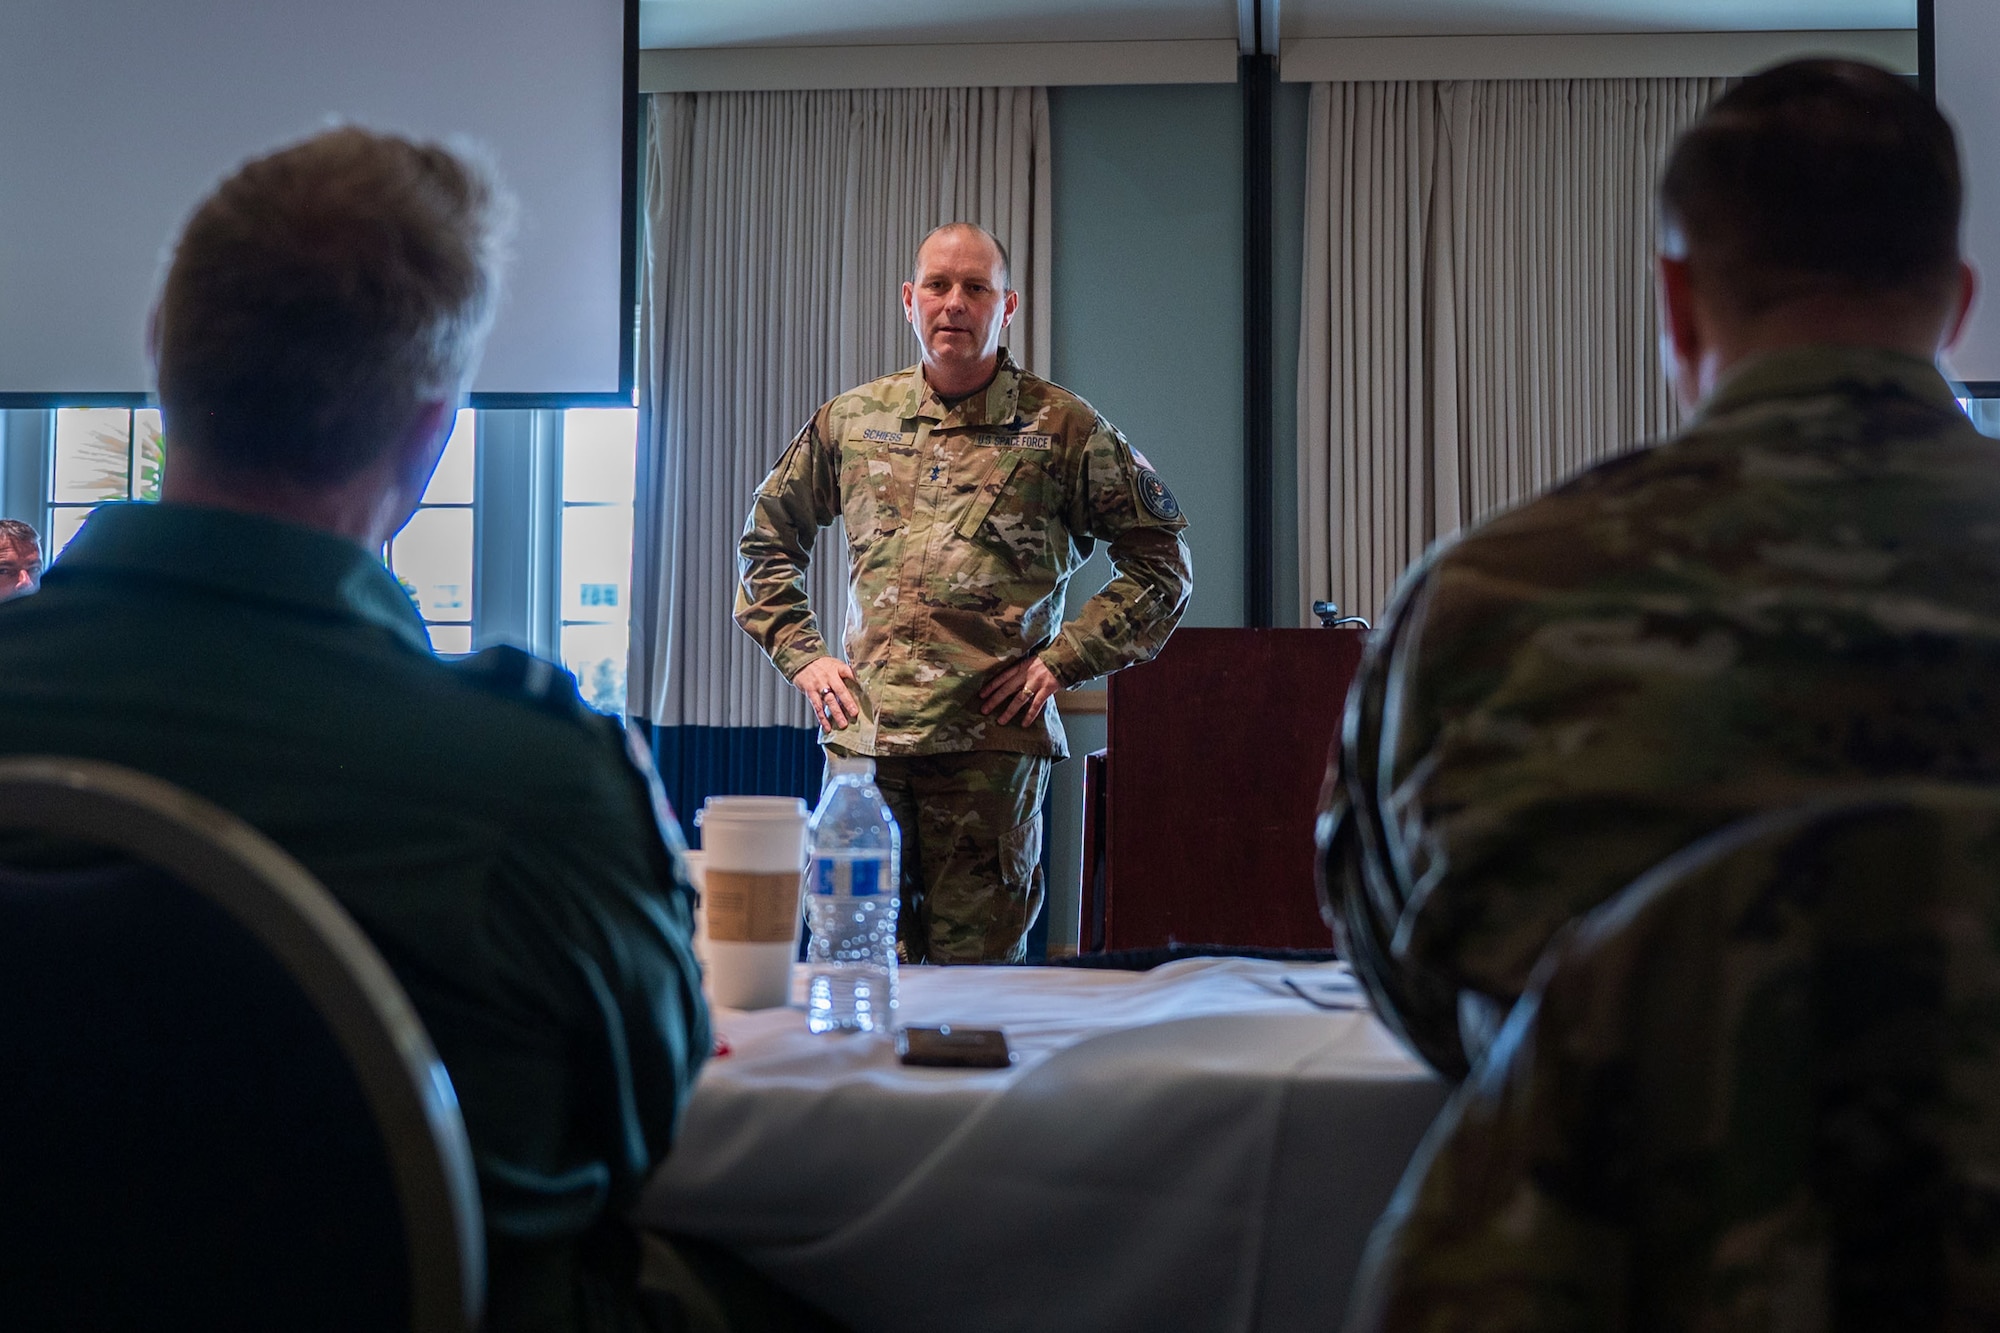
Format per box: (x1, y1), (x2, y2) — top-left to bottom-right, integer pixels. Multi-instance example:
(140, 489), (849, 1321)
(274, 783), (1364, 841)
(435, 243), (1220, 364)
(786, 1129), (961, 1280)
(896, 1024), (1013, 1068)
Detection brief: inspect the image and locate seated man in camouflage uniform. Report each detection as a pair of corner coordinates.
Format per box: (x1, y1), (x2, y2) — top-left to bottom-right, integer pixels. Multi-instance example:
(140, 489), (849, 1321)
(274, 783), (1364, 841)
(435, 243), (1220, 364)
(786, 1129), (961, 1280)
(1349, 788), (2000, 1330)
(738, 223), (1193, 963)
(0, 130), (708, 1333)
(1319, 60), (1996, 1079)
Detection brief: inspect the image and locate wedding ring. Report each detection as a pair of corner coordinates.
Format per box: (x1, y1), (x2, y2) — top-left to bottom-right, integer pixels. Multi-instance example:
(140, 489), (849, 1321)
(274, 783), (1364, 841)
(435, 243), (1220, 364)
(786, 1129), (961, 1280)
(1020, 687), (1034, 699)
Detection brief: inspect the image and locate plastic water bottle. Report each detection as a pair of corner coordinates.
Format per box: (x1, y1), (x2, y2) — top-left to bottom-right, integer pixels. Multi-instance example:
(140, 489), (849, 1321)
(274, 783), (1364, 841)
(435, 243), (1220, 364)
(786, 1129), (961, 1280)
(805, 756), (900, 1034)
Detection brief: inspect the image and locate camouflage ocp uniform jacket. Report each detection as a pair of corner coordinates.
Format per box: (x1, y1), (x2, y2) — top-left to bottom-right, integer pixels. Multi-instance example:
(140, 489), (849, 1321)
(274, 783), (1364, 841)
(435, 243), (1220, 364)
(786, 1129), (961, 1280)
(736, 350), (1193, 759)
(1320, 345), (2000, 1079)
(1347, 787), (2000, 1331)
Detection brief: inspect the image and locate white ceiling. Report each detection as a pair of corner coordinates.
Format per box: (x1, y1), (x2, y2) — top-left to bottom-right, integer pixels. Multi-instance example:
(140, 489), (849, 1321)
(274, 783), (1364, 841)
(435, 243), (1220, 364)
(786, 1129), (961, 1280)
(639, 0), (1913, 50)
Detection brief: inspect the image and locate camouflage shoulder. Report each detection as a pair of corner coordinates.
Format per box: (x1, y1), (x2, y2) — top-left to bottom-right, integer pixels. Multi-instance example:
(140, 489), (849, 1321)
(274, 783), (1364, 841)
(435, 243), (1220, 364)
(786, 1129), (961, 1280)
(1083, 415), (1186, 528)
(753, 414), (835, 502)
(828, 363), (924, 422)
(449, 644), (599, 727)
(1436, 438), (1665, 555)
(1012, 367), (1100, 426)
(773, 384), (865, 457)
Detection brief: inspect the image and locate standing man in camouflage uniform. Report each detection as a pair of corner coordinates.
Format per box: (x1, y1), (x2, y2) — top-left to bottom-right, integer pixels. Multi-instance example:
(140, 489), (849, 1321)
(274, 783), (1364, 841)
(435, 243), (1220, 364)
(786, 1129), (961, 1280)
(1319, 60), (1993, 1080)
(738, 223), (1192, 963)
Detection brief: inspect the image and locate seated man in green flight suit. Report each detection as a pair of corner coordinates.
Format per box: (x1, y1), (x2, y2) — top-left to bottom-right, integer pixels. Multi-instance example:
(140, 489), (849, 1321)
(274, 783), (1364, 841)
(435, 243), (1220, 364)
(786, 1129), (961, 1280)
(0, 129), (711, 1333)
(1320, 59), (2000, 1081)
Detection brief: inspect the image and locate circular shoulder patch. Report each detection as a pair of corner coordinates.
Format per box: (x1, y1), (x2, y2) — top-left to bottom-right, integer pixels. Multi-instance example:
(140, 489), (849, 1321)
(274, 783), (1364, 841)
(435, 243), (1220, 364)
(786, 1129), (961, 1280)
(1136, 467), (1182, 521)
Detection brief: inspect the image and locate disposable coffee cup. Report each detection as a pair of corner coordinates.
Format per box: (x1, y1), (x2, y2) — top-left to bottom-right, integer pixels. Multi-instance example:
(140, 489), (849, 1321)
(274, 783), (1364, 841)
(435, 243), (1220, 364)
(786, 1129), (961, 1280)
(693, 796), (807, 1010)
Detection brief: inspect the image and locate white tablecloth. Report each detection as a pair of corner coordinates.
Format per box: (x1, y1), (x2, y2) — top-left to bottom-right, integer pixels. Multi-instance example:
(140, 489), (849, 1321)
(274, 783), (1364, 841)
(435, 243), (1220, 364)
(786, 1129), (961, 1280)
(637, 958), (1449, 1333)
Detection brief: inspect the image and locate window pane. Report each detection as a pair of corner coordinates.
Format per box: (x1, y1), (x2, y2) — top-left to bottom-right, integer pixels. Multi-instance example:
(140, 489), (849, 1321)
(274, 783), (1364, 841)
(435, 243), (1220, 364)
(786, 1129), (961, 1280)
(390, 507), (474, 623)
(48, 507), (94, 558)
(562, 621), (628, 715)
(563, 408), (637, 504)
(560, 504), (631, 622)
(423, 408), (476, 505)
(133, 408), (165, 502)
(52, 409), (131, 503)
(1966, 397), (2000, 438)
(427, 624), (473, 656)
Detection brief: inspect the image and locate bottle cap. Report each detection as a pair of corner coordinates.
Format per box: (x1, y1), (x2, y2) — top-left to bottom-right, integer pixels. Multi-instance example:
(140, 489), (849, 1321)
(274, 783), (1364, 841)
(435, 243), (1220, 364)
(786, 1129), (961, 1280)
(828, 755), (876, 779)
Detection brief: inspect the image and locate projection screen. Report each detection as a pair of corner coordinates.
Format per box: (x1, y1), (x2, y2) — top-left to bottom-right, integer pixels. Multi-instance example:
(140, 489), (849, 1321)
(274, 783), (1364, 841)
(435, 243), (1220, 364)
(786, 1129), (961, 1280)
(1934, 0), (2000, 393)
(0, 0), (635, 405)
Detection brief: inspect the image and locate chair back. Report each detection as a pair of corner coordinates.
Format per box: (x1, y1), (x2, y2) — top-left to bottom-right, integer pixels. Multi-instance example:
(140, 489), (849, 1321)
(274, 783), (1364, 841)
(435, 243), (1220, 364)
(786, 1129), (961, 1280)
(1349, 785), (2000, 1331)
(0, 758), (484, 1332)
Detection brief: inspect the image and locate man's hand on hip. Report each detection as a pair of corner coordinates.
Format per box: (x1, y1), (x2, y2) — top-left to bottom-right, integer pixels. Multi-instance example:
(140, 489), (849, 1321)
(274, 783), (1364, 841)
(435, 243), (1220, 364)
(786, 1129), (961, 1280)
(980, 656), (1062, 728)
(795, 657), (860, 731)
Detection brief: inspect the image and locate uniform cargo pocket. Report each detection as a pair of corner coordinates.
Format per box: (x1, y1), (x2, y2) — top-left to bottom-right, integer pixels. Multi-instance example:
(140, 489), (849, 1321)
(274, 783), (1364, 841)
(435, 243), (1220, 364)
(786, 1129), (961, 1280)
(998, 814), (1042, 898)
(955, 453), (1021, 539)
(843, 455), (907, 545)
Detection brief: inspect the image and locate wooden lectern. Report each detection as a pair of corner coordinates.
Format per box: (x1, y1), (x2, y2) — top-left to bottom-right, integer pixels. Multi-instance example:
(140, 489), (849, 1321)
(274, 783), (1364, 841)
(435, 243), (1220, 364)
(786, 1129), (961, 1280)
(1079, 627), (1366, 953)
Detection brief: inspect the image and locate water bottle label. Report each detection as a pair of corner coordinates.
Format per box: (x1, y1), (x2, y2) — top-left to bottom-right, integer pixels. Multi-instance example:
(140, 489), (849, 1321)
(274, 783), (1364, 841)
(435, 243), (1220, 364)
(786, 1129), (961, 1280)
(811, 856), (886, 896)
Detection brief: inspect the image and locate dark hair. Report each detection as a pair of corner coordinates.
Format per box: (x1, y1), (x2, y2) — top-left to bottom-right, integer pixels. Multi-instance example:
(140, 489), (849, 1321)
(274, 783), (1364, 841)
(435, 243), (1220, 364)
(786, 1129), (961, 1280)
(156, 127), (512, 485)
(1658, 59), (1962, 316)
(0, 518), (40, 576)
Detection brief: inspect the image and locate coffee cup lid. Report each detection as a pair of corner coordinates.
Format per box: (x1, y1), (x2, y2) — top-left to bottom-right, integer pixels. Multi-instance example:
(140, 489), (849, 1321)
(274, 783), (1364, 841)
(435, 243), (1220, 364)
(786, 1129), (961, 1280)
(695, 796), (808, 825)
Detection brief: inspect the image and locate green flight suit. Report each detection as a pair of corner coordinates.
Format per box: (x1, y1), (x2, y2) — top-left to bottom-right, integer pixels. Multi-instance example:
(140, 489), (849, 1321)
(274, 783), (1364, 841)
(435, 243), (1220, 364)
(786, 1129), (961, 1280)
(0, 502), (709, 1333)
(1321, 347), (2000, 1079)
(737, 349), (1192, 962)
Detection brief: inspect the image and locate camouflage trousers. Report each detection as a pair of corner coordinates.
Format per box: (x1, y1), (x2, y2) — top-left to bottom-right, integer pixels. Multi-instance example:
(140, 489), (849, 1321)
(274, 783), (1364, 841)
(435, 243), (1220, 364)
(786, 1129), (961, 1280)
(864, 750), (1050, 965)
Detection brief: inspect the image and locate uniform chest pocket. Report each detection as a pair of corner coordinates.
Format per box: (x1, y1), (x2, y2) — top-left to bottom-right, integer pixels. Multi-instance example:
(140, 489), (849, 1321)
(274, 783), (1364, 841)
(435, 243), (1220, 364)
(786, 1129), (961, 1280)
(957, 453), (1061, 575)
(844, 452), (910, 545)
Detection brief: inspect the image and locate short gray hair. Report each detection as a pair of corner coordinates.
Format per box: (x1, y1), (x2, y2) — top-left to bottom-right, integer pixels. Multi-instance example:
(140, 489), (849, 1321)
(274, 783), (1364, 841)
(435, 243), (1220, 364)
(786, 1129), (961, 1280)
(913, 222), (1012, 292)
(155, 126), (514, 484)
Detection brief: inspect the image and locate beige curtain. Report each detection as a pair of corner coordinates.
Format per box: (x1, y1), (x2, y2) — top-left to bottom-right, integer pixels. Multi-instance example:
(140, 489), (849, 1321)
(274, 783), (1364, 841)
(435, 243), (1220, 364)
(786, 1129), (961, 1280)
(1297, 78), (1729, 624)
(630, 88), (1052, 727)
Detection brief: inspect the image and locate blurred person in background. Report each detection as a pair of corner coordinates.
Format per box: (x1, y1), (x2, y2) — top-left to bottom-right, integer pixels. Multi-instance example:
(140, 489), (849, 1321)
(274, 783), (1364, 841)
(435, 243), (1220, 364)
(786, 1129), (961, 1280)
(0, 519), (42, 600)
